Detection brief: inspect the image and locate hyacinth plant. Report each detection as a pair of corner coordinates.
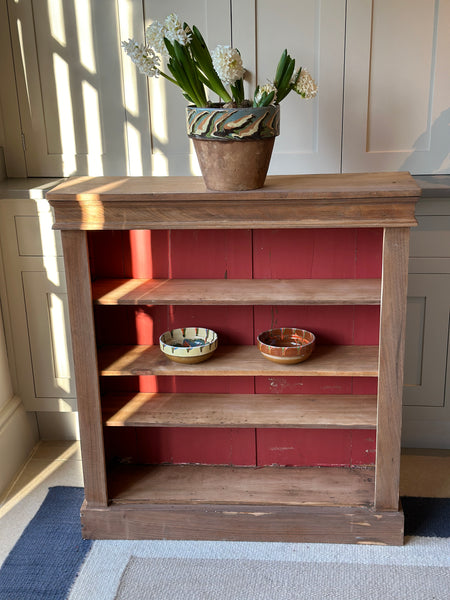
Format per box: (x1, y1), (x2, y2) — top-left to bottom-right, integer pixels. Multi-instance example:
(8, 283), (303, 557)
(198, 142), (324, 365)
(122, 14), (317, 109)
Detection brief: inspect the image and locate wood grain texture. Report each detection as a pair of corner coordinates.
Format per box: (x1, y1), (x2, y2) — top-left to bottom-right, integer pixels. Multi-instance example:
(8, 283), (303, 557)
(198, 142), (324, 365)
(98, 345), (379, 377)
(47, 173), (420, 230)
(102, 393), (377, 429)
(47, 172), (421, 200)
(60, 231), (107, 507)
(50, 200), (418, 230)
(52, 174), (417, 543)
(81, 501), (404, 544)
(375, 228), (410, 510)
(92, 278), (382, 305)
(107, 464), (375, 507)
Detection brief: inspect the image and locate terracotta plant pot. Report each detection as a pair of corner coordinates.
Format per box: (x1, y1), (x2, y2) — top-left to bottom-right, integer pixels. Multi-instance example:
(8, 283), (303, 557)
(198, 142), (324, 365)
(186, 104), (280, 191)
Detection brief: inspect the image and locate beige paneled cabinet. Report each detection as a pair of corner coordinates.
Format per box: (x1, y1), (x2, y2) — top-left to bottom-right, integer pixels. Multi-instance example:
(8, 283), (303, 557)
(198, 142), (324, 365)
(0, 183), (79, 439)
(1, 0), (449, 177)
(402, 185), (450, 448)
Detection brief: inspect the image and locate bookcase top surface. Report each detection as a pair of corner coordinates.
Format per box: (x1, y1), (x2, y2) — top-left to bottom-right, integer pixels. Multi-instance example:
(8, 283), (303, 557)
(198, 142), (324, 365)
(47, 173), (420, 230)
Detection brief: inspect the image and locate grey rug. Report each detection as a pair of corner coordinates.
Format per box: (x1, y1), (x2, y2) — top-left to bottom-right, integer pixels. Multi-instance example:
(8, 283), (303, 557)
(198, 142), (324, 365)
(114, 555), (450, 600)
(68, 536), (450, 600)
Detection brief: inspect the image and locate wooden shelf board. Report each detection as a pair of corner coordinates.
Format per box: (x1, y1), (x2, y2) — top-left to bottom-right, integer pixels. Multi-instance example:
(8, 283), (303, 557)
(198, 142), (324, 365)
(108, 464), (375, 508)
(92, 278), (381, 306)
(98, 344), (379, 377)
(102, 393), (377, 429)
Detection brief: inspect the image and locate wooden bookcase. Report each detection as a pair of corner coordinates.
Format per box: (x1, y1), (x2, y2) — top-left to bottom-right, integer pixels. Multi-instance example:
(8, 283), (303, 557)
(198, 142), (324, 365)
(47, 172), (420, 545)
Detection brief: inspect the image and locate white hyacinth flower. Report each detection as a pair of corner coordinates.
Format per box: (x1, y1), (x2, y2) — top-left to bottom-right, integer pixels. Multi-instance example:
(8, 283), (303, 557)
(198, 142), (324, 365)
(163, 13), (192, 46)
(145, 21), (167, 55)
(254, 83), (277, 105)
(293, 68), (318, 99)
(121, 40), (160, 78)
(145, 14), (191, 56)
(211, 45), (245, 85)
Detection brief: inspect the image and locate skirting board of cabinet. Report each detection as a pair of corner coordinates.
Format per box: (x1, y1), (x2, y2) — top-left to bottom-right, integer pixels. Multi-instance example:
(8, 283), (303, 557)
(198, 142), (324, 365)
(80, 502), (404, 546)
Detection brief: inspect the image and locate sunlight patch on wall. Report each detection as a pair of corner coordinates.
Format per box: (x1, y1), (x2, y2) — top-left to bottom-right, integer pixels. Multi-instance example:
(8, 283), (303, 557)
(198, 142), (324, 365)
(149, 76), (169, 175)
(53, 53), (76, 175)
(122, 66), (139, 118)
(35, 200), (60, 287)
(47, 0), (66, 47)
(126, 122), (143, 175)
(47, 293), (71, 393)
(189, 140), (201, 175)
(118, 0), (139, 118)
(82, 80), (103, 174)
(74, 0), (96, 74)
(149, 77), (168, 145)
(16, 19), (32, 114)
(152, 151), (168, 176)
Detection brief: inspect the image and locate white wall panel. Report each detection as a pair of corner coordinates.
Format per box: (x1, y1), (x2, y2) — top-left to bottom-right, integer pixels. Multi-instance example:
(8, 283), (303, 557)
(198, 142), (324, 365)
(6, 0), (448, 177)
(233, 0), (345, 174)
(143, 0), (231, 176)
(7, 0), (128, 176)
(343, 0), (450, 174)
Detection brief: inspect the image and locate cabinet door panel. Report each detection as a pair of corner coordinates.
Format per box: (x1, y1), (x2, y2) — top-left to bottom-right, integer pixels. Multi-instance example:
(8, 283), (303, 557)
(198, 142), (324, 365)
(15, 216), (63, 257)
(232, 0), (345, 174)
(403, 272), (450, 448)
(402, 272), (450, 448)
(22, 271), (75, 398)
(404, 274), (450, 407)
(343, 0), (450, 174)
(409, 216), (450, 259)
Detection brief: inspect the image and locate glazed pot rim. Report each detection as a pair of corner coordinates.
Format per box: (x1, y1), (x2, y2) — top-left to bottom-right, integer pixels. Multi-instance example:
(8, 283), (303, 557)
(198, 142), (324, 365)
(186, 103), (280, 112)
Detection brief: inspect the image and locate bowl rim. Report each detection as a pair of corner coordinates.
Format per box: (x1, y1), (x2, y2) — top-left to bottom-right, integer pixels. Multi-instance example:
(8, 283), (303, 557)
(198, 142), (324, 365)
(159, 327), (218, 352)
(257, 327), (316, 350)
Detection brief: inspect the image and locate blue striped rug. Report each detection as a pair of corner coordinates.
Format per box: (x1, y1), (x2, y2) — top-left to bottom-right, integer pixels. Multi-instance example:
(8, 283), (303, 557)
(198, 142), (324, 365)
(0, 488), (91, 600)
(0, 487), (449, 600)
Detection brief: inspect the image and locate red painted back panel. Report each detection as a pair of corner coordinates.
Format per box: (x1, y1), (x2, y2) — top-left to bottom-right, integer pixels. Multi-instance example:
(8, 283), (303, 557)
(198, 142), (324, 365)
(90, 229), (381, 468)
(256, 429), (376, 467)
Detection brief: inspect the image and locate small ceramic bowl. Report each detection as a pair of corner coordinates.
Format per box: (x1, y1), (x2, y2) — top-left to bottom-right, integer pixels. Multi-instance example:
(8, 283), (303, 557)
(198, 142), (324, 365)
(159, 327), (218, 364)
(257, 328), (316, 364)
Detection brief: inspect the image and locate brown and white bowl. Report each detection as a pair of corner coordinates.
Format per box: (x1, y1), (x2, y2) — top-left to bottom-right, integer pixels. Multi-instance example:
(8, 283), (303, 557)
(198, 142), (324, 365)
(257, 328), (316, 364)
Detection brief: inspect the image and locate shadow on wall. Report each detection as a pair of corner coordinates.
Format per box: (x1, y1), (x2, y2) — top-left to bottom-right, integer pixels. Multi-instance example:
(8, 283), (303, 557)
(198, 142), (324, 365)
(401, 108), (450, 174)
